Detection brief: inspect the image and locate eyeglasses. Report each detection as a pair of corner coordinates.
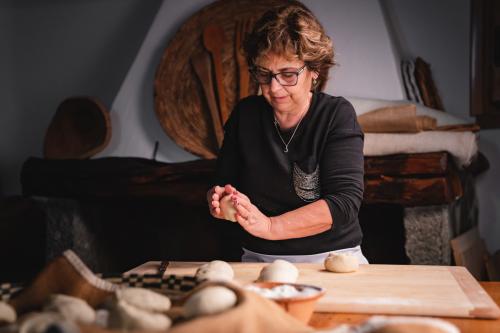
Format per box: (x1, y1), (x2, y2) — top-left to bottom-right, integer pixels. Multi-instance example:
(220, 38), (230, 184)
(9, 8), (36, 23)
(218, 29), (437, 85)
(250, 65), (307, 86)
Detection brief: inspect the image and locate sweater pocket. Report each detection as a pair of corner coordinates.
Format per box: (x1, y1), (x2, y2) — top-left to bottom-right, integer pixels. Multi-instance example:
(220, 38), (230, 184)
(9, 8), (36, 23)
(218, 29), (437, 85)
(292, 162), (320, 202)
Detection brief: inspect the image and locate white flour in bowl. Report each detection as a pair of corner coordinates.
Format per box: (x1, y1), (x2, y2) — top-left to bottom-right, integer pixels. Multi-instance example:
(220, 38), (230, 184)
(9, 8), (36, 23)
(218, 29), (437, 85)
(245, 284), (319, 299)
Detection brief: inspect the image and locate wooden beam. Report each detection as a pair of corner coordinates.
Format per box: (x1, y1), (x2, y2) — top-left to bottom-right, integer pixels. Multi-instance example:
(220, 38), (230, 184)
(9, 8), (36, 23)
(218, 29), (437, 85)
(364, 152), (448, 176)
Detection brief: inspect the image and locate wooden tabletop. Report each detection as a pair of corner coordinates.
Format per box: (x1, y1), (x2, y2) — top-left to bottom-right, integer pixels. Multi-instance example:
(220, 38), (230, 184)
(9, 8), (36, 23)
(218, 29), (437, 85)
(130, 262), (500, 332)
(309, 282), (500, 332)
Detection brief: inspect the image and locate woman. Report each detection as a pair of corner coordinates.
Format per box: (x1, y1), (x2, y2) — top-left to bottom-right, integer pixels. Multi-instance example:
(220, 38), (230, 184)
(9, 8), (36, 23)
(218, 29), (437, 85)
(207, 1), (367, 264)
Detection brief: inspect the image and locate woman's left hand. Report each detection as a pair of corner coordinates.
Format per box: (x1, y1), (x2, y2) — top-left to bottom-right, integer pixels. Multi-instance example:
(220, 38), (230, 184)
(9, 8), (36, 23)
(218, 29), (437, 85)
(232, 190), (274, 240)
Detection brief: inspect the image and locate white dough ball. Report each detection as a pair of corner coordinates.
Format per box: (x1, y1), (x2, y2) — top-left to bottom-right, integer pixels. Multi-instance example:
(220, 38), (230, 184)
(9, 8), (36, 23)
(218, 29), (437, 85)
(115, 288), (171, 312)
(324, 253), (359, 273)
(258, 267), (297, 283)
(195, 268), (231, 281)
(258, 260), (298, 283)
(195, 261), (234, 281)
(220, 195), (237, 222)
(108, 300), (171, 331)
(0, 301), (16, 324)
(206, 260), (234, 277)
(271, 259), (297, 270)
(43, 294), (96, 324)
(184, 286), (237, 318)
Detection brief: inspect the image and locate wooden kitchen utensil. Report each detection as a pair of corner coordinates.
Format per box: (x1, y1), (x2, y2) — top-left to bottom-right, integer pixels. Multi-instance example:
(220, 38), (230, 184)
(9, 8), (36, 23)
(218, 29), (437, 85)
(235, 19), (252, 100)
(44, 96), (111, 159)
(203, 23), (230, 124)
(191, 51), (224, 147)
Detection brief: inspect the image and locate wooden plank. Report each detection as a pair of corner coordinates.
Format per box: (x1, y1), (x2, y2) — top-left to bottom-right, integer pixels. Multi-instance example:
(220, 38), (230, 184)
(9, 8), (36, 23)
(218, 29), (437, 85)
(22, 153), (462, 206)
(451, 227), (488, 281)
(156, 262), (500, 319)
(364, 176), (454, 206)
(364, 152), (448, 176)
(414, 57), (445, 111)
(153, 262), (500, 318)
(310, 282), (500, 333)
(451, 267), (500, 318)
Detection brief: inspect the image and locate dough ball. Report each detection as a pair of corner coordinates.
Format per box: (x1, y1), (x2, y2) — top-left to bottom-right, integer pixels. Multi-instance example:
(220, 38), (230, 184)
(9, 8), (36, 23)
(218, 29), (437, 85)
(19, 313), (77, 333)
(43, 294), (96, 324)
(115, 288), (171, 312)
(195, 268), (230, 282)
(258, 260), (299, 283)
(108, 288), (172, 330)
(271, 259), (297, 270)
(206, 260), (234, 278)
(184, 286), (237, 318)
(108, 300), (171, 331)
(195, 261), (234, 281)
(0, 301), (16, 324)
(220, 195), (237, 222)
(324, 253), (359, 273)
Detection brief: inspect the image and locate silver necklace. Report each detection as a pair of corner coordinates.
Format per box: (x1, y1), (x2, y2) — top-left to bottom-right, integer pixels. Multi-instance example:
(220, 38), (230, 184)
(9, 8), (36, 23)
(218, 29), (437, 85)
(273, 110), (306, 153)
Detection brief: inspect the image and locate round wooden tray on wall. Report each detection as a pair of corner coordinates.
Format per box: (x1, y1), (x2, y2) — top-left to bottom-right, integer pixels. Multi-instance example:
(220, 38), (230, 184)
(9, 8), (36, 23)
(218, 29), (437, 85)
(155, 0), (288, 159)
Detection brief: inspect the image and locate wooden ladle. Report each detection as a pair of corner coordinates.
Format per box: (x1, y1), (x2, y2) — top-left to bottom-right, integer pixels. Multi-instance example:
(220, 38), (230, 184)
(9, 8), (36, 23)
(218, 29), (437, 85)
(203, 23), (230, 125)
(191, 51), (224, 147)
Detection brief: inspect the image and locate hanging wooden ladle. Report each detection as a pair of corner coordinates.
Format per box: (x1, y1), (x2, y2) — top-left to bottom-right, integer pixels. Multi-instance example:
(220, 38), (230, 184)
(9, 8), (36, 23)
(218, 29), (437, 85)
(191, 50), (224, 147)
(203, 23), (229, 126)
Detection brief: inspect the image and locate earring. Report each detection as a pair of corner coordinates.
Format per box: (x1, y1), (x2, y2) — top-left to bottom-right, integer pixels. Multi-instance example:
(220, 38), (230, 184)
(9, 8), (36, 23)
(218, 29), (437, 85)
(313, 78), (318, 86)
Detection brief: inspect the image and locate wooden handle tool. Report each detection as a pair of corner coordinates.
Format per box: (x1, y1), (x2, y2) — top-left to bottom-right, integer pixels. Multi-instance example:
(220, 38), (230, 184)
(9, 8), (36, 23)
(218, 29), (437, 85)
(235, 19), (252, 100)
(203, 23), (230, 125)
(191, 51), (224, 147)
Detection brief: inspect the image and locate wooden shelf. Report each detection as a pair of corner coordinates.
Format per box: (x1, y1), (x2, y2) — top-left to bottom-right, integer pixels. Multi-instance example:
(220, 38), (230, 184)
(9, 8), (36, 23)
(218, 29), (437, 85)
(22, 152), (464, 207)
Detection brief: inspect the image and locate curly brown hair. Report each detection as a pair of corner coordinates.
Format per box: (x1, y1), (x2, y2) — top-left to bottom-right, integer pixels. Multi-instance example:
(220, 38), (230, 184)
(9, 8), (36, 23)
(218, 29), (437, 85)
(243, 1), (335, 91)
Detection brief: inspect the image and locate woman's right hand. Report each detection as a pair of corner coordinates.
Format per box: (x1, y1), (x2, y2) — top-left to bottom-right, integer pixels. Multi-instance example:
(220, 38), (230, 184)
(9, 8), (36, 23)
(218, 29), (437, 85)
(207, 184), (236, 219)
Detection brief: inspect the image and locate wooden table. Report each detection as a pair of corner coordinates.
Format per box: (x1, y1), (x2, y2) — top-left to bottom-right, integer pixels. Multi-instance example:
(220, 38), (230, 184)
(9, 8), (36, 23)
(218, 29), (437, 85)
(309, 282), (500, 332)
(130, 262), (500, 332)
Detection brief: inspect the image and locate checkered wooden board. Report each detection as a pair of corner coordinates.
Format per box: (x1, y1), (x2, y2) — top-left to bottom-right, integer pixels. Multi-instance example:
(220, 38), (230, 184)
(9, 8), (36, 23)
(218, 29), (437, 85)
(0, 273), (200, 301)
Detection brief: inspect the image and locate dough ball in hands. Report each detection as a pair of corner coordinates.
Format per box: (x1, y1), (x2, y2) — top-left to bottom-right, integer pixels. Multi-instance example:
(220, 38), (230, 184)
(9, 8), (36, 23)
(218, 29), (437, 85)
(195, 261), (234, 281)
(43, 294), (96, 324)
(0, 301), (16, 325)
(183, 286), (237, 318)
(219, 195), (237, 222)
(324, 253), (359, 273)
(258, 259), (299, 283)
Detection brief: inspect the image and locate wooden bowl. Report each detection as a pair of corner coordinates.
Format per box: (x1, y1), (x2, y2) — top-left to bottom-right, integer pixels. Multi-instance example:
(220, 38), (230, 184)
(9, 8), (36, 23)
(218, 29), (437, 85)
(44, 96), (111, 159)
(246, 282), (325, 324)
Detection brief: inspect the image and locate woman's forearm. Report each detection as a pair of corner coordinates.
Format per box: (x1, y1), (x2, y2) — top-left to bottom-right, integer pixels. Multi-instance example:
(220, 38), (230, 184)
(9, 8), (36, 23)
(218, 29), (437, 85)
(269, 199), (333, 240)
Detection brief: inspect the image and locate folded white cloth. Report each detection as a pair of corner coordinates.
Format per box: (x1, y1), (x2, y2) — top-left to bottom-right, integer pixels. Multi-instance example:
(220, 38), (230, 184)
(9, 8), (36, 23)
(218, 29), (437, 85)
(345, 97), (478, 167)
(364, 131), (478, 167)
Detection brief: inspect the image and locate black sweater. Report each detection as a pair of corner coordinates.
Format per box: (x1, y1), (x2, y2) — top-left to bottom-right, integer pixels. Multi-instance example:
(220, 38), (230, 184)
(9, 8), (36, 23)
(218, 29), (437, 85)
(215, 92), (364, 255)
